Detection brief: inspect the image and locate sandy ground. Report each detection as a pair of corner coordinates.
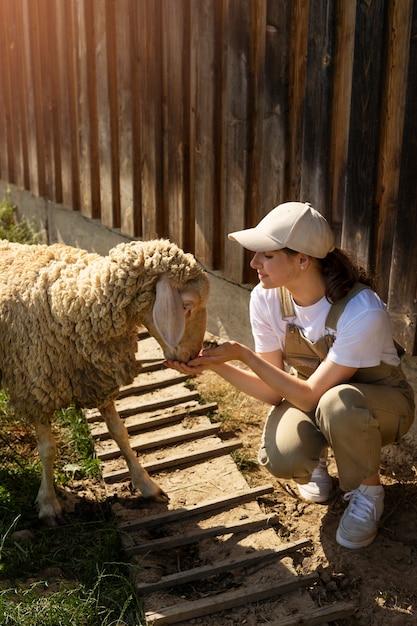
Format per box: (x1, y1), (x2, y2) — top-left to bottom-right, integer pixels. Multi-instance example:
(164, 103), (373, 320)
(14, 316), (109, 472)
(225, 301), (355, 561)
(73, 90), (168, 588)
(192, 354), (417, 625)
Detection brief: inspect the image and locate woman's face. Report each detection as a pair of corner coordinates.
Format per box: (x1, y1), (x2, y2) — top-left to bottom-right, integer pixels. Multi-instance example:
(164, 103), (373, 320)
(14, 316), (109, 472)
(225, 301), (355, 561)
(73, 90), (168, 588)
(250, 249), (300, 289)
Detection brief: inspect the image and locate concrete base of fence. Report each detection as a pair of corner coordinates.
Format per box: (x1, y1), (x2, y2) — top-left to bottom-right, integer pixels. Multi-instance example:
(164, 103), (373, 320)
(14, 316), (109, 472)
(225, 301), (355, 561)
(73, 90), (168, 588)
(0, 181), (254, 349)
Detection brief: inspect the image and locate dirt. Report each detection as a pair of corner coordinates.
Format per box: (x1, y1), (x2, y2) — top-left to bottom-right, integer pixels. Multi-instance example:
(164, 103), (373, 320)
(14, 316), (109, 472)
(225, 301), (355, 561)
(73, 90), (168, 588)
(192, 355), (417, 625)
(6, 351), (417, 624)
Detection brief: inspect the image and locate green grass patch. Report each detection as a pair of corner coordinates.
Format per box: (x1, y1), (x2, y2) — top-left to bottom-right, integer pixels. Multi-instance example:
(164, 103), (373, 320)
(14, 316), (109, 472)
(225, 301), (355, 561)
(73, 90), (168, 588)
(0, 390), (145, 625)
(0, 194), (39, 244)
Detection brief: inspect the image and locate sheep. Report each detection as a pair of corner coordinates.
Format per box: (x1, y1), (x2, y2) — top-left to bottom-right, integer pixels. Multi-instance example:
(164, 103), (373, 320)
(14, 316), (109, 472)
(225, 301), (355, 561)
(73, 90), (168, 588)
(0, 238), (210, 525)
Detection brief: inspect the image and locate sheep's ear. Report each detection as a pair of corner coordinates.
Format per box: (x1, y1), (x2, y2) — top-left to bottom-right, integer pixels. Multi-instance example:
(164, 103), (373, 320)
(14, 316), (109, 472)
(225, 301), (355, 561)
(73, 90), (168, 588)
(153, 274), (186, 348)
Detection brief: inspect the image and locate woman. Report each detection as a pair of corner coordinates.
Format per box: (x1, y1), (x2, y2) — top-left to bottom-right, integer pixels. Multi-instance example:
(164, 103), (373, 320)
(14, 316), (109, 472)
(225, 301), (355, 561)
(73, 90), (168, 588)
(167, 201), (415, 549)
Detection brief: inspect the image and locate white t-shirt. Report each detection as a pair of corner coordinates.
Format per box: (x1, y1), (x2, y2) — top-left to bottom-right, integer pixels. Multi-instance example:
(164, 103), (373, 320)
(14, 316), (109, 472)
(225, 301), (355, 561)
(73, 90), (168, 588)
(250, 283), (400, 368)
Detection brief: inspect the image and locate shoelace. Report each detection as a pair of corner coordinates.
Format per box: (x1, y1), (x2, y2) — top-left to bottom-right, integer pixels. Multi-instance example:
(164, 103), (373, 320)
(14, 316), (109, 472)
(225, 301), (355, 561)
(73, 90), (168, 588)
(343, 489), (377, 522)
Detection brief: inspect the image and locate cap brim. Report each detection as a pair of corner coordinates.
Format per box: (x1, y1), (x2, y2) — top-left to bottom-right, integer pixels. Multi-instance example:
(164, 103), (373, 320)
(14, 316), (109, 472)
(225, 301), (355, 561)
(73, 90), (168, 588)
(228, 228), (283, 252)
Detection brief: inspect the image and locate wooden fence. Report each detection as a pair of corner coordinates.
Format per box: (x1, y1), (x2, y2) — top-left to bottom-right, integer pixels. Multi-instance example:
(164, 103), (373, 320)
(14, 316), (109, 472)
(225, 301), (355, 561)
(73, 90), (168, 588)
(0, 0), (416, 352)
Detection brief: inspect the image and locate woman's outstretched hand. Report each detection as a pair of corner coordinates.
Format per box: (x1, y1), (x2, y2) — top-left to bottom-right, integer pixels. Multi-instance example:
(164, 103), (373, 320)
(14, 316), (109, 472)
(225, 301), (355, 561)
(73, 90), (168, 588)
(165, 341), (245, 375)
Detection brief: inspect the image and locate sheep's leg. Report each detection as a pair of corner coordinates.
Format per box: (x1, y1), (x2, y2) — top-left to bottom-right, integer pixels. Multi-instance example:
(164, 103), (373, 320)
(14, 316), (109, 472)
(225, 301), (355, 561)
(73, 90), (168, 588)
(99, 401), (168, 502)
(34, 421), (65, 525)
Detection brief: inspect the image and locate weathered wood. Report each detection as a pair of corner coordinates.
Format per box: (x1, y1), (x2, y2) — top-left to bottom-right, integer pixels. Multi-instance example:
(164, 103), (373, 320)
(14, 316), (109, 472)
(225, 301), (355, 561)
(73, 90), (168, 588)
(117, 370), (189, 398)
(269, 601), (355, 625)
(191, 0), (222, 267)
(286, 0), (309, 200)
(86, 388), (201, 423)
(115, 0), (135, 237)
(301, 0), (336, 210)
(137, 540), (311, 595)
(222, 0), (252, 284)
(162, 0), (191, 250)
(126, 514), (281, 554)
(388, 0), (417, 354)
(260, 0), (291, 212)
(145, 572), (319, 624)
(1, 0), (417, 352)
(103, 438), (243, 484)
(374, 0), (413, 301)
(118, 483), (274, 532)
(342, 0), (385, 266)
(96, 421), (221, 460)
(89, 401), (218, 438)
(330, 1), (356, 230)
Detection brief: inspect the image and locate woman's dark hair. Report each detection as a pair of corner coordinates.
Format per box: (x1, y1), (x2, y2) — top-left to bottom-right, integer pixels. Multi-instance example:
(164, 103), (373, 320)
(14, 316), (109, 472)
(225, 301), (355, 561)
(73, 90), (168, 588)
(282, 247), (375, 303)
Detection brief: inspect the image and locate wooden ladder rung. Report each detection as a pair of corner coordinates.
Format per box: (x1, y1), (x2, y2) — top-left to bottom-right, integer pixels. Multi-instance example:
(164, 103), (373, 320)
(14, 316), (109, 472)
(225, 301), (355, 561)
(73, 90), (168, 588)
(118, 484), (274, 532)
(136, 539), (311, 595)
(145, 572), (320, 624)
(126, 514), (281, 554)
(102, 438), (243, 484)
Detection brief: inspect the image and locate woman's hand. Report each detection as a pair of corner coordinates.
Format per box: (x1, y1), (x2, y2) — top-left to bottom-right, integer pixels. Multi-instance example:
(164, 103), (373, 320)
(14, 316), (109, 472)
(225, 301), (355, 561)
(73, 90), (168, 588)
(165, 341), (246, 375)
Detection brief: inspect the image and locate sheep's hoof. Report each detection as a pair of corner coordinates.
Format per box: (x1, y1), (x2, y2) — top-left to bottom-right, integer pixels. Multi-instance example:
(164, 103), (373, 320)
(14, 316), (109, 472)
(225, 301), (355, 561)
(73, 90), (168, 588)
(152, 488), (170, 503)
(39, 512), (66, 527)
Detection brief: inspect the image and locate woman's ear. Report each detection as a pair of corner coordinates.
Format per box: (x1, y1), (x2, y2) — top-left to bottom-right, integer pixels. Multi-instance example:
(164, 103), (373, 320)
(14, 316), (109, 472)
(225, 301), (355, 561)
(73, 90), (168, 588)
(299, 255), (308, 269)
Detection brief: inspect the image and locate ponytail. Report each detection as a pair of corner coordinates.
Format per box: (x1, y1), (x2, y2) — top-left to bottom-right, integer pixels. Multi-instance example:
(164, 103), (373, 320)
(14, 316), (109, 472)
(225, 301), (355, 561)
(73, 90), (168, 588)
(282, 247), (375, 304)
(318, 248), (375, 303)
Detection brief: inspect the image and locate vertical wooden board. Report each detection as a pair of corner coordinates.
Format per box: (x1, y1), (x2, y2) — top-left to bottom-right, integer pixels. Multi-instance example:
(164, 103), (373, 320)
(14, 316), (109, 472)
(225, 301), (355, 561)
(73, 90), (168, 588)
(56, 0), (77, 210)
(138, 0), (165, 240)
(300, 0), (336, 213)
(27, 0), (47, 197)
(286, 0), (309, 201)
(20, 0), (39, 195)
(76, 0), (100, 218)
(246, 2), (266, 233)
(115, 0), (135, 238)
(341, 0), (385, 267)
(4, 1), (23, 188)
(259, 0), (291, 214)
(0, 1), (13, 183)
(222, 0), (252, 284)
(330, 1), (356, 232)
(36, 0), (56, 201)
(128, 0), (143, 238)
(43, 0), (63, 203)
(94, 0), (116, 228)
(374, 0), (413, 300)
(13, 0), (30, 191)
(191, 0), (222, 267)
(75, 0), (93, 216)
(0, 23), (6, 182)
(161, 0), (190, 250)
(388, 1), (417, 354)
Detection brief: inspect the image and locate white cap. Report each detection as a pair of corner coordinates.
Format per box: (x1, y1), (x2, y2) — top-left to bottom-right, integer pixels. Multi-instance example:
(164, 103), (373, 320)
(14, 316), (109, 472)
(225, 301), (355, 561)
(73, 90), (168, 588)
(228, 201), (335, 258)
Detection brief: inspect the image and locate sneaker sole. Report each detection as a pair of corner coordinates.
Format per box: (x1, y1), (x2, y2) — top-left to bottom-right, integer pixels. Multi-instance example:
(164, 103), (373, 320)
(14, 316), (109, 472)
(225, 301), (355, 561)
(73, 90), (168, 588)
(335, 528), (377, 549)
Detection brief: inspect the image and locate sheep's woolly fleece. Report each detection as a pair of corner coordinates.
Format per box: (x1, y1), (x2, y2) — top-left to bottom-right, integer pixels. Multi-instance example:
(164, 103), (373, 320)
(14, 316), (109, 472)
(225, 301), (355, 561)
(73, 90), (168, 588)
(0, 238), (208, 423)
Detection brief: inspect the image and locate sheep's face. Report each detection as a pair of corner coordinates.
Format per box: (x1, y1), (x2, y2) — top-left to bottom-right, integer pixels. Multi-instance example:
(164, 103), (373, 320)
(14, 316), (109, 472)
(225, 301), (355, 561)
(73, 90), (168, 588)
(145, 273), (209, 363)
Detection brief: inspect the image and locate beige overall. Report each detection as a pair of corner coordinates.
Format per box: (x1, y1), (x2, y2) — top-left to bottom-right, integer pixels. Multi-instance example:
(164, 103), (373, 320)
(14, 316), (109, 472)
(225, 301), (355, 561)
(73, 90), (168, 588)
(258, 285), (415, 491)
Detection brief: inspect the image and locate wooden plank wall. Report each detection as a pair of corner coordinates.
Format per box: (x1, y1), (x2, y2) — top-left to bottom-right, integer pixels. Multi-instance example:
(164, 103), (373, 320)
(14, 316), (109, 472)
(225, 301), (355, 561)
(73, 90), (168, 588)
(0, 0), (416, 353)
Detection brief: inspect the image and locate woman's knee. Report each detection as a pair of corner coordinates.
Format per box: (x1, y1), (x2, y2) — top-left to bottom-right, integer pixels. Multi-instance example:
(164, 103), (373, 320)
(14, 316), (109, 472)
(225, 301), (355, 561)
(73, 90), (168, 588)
(258, 403), (326, 481)
(316, 385), (368, 437)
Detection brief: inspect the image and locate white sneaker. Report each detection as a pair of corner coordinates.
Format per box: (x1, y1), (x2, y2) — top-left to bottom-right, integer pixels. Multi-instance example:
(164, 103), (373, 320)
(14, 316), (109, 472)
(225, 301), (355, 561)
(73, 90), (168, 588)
(297, 460), (332, 503)
(336, 484), (385, 549)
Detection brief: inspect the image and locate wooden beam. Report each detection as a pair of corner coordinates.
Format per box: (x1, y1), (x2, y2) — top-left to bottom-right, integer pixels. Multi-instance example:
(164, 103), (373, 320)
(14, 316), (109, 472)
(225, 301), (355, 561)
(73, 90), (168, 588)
(126, 514), (281, 554)
(270, 601), (355, 625)
(118, 483), (274, 532)
(96, 422), (221, 460)
(137, 540), (311, 595)
(145, 572), (319, 624)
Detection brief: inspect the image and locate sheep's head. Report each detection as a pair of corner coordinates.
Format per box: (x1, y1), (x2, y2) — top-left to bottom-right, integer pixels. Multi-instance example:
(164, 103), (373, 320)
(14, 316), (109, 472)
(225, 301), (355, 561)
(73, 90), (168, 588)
(148, 271), (209, 362)
(131, 240), (210, 363)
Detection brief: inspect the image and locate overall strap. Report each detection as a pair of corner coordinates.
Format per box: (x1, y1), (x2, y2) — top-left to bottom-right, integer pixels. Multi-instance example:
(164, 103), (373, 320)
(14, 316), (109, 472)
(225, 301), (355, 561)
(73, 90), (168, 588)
(325, 283), (370, 330)
(279, 282), (371, 331)
(279, 286), (296, 319)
